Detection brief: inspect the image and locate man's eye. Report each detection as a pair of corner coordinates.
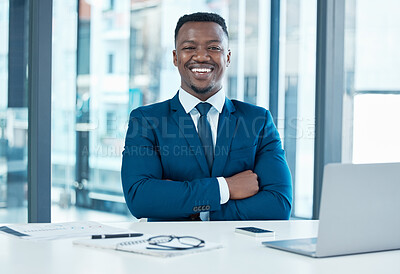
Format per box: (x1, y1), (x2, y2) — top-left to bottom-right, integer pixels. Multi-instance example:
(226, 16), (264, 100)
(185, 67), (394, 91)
(209, 46), (221, 51)
(182, 47), (195, 50)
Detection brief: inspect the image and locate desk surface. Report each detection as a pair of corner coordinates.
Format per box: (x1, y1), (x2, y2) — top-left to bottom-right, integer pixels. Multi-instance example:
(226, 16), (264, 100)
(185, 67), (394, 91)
(1, 220), (399, 274)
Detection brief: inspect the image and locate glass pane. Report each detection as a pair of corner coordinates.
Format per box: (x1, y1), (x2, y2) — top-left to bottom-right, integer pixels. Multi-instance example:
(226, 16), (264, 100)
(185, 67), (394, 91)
(51, 0), (134, 222)
(227, 0), (261, 104)
(345, 0), (400, 164)
(280, 0), (317, 218)
(353, 95), (400, 163)
(0, 0), (29, 223)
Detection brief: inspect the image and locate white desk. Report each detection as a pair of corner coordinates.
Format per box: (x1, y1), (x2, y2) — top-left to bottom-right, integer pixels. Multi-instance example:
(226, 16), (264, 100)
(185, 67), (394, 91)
(1, 220), (399, 274)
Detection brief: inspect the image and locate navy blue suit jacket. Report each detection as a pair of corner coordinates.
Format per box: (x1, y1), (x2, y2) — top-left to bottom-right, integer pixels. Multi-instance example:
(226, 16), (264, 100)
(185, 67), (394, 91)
(121, 93), (292, 221)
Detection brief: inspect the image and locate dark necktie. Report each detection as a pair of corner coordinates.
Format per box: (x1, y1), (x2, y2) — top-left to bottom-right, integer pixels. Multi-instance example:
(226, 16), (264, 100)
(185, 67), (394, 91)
(196, 103), (214, 173)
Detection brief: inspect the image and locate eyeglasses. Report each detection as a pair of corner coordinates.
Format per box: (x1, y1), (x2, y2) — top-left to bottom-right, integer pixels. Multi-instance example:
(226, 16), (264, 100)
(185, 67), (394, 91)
(146, 235), (205, 250)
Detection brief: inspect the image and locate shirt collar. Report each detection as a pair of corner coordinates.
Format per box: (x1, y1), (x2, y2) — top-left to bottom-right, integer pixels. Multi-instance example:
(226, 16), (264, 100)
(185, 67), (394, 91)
(178, 87), (225, 114)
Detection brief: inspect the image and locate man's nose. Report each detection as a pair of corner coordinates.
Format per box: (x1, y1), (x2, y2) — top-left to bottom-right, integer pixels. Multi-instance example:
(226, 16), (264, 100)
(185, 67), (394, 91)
(193, 48), (210, 61)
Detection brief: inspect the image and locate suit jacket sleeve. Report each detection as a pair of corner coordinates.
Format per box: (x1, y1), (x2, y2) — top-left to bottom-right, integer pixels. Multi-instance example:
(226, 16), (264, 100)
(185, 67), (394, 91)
(121, 108), (222, 220)
(210, 110), (293, 220)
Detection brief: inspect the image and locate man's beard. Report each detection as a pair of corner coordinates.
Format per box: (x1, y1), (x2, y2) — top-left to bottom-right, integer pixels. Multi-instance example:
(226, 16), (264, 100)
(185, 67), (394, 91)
(190, 84), (213, 94)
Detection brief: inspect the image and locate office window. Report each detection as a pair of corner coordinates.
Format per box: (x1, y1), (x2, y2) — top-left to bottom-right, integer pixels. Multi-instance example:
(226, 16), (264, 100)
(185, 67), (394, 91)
(0, 0), (29, 223)
(280, 0), (317, 218)
(344, 0), (400, 164)
(49, 0), (319, 221)
(51, 0), (133, 222)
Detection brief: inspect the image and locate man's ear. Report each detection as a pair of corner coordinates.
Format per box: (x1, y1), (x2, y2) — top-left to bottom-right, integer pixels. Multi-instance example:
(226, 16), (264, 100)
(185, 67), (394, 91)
(226, 49), (231, 67)
(173, 50), (178, 67)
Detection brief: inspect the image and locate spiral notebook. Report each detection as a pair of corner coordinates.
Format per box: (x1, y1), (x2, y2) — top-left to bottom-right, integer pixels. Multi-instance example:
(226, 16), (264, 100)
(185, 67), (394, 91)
(73, 234), (223, 258)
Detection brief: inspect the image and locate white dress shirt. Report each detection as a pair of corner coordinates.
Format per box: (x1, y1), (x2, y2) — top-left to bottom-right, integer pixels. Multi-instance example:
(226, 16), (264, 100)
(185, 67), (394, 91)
(178, 88), (230, 221)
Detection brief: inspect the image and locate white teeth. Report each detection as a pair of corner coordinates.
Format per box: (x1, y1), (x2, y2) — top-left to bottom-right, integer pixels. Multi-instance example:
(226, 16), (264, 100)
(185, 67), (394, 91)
(191, 68), (212, 73)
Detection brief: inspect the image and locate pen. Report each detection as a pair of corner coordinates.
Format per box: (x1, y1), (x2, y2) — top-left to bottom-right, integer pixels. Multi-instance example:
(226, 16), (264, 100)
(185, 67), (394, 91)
(91, 233), (143, 239)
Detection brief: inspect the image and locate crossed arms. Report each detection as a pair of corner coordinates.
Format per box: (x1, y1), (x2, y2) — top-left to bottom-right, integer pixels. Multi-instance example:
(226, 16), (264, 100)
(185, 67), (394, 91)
(121, 107), (292, 220)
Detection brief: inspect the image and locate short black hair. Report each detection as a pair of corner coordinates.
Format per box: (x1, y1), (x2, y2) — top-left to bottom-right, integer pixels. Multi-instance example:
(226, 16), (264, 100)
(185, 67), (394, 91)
(174, 12), (229, 44)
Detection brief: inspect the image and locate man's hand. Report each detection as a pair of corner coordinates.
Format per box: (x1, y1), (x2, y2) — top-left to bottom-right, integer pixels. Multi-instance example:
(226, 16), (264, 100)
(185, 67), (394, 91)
(225, 170), (259, 200)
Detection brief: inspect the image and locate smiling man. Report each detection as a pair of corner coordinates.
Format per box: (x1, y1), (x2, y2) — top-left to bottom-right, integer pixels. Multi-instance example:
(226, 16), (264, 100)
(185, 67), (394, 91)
(121, 12), (292, 221)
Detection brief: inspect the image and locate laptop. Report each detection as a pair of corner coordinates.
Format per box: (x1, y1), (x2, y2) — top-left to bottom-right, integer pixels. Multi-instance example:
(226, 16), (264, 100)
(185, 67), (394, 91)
(263, 162), (400, 258)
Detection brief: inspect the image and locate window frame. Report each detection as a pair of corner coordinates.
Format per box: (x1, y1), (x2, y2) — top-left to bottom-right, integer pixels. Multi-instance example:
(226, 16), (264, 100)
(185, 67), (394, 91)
(20, 0), (348, 222)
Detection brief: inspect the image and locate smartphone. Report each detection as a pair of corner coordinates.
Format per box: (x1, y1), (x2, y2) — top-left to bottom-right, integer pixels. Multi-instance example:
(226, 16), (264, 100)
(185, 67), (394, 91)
(235, 227), (275, 237)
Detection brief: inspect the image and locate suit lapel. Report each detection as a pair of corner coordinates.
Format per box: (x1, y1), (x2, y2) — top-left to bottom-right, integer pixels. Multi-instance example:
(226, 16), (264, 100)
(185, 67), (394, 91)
(212, 98), (237, 177)
(170, 93), (210, 175)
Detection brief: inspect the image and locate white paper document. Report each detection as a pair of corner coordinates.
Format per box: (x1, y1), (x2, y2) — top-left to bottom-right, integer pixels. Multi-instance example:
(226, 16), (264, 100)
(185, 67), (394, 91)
(73, 234), (223, 258)
(0, 221), (129, 241)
